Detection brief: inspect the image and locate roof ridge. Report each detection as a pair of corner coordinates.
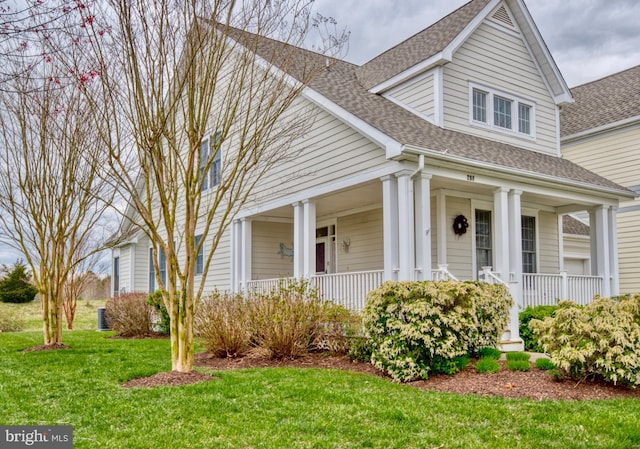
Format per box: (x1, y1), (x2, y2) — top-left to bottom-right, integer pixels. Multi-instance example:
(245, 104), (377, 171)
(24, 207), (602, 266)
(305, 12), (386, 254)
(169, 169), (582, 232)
(354, 0), (491, 90)
(571, 63), (640, 90)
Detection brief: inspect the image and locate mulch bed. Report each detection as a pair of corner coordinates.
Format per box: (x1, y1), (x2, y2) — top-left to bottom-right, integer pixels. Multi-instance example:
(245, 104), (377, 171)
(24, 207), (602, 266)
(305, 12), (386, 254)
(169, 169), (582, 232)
(122, 370), (214, 388)
(195, 352), (640, 401)
(22, 343), (71, 352)
(119, 352), (640, 400)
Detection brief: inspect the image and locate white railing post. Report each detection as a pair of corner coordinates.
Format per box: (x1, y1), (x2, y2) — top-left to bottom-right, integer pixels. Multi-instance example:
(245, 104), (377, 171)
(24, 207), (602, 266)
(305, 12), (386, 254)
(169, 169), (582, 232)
(560, 271), (568, 301)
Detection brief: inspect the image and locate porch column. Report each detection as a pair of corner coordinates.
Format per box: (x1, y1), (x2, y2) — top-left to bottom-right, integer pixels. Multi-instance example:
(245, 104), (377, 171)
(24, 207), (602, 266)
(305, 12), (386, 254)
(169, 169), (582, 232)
(292, 201), (304, 278)
(302, 199), (316, 277)
(591, 206), (611, 297)
(437, 190), (447, 266)
(414, 173), (432, 280)
(609, 206), (619, 296)
(507, 189), (523, 346)
(381, 175), (399, 281)
(397, 171), (414, 280)
(240, 218), (252, 291)
(493, 188), (509, 281)
(230, 219), (242, 293)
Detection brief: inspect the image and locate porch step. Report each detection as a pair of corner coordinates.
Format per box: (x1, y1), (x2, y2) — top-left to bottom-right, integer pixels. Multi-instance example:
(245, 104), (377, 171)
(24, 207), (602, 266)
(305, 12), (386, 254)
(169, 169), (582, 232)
(498, 339), (525, 352)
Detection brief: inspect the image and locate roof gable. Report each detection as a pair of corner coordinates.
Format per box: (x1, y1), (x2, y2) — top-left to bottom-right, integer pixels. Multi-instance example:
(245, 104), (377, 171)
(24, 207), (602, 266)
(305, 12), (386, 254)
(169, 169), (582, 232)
(355, 0), (572, 104)
(561, 64), (640, 139)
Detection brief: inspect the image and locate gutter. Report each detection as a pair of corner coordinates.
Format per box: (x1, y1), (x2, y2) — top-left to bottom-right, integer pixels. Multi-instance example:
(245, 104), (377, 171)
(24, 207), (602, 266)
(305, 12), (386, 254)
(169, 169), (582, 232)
(402, 145), (637, 200)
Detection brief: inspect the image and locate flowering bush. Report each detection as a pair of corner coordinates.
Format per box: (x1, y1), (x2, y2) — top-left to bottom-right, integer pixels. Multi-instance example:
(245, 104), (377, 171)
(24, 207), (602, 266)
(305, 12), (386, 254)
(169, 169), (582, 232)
(530, 295), (640, 386)
(363, 280), (512, 382)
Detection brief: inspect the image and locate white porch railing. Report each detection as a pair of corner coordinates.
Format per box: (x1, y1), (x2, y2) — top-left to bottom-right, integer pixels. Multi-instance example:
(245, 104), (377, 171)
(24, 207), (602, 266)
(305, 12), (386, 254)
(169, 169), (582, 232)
(246, 270), (604, 313)
(310, 270), (383, 312)
(246, 270), (383, 312)
(522, 273), (603, 308)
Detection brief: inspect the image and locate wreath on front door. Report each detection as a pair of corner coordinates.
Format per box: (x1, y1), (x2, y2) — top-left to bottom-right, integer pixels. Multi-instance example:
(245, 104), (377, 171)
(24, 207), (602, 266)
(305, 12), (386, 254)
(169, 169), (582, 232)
(453, 214), (469, 236)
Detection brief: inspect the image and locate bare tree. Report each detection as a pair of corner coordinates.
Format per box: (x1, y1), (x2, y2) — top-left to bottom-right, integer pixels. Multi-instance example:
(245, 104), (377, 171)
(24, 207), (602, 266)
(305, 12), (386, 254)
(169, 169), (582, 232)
(63, 0), (347, 371)
(0, 65), (114, 345)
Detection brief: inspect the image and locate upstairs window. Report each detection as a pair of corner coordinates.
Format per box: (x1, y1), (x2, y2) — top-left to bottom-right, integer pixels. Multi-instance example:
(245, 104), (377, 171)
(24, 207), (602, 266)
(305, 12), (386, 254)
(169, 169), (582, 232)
(470, 83), (535, 138)
(199, 131), (222, 191)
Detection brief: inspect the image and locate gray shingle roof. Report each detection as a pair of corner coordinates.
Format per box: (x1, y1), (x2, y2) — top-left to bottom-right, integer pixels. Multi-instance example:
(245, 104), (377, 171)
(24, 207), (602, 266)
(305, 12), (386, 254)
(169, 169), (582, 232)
(355, 0), (490, 90)
(563, 215), (590, 236)
(221, 11), (633, 198)
(561, 64), (640, 137)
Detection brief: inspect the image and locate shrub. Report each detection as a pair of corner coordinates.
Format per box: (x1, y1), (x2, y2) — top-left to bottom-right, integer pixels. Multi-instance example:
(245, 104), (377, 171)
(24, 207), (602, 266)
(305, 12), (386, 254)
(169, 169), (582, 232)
(519, 305), (560, 352)
(347, 336), (373, 363)
(505, 352), (530, 362)
(477, 347), (502, 360)
(506, 360), (530, 372)
(195, 291), (251, 358)
(535, 358), (555, 371)
(548, 368), (564, 382)
(476, 357), (500, 374)
(249, 281), (328, 359)
(0, 261), (38, 304)
(363, 280), (512, 382)
(530, 296), (640, 386)
(147, 290), (170, 335)
(104, 292), (153, 337)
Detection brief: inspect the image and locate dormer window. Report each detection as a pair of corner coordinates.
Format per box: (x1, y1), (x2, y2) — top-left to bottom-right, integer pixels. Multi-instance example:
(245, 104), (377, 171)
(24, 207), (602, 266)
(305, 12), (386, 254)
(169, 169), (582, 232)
(470, 83), (535, 138)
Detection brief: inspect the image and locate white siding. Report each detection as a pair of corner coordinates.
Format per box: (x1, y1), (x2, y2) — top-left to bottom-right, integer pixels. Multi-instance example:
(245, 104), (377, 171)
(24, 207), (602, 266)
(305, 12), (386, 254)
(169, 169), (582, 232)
(134, 236), (150, 293)
(446, 196), (473, 280)
(563, 126), (640, 188)
(443, 21), (558, 154)
(538, 211), (559, 274)
(251, 221), (294, 279)
(247, 99), (389, 208)
(386, 73), (435, 119)
(116, 248), (130, 294)
(617, 209), (640, 294)
(336, 208), (384, 273)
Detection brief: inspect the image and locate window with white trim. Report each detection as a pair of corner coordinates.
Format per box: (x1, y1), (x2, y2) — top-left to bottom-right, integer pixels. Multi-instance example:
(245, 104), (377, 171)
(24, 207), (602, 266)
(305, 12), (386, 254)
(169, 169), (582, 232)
(521, 215), (537, 273)
(195, 234), (204, 276)
(199, 131), (222, 191)
(149, 246), (167, 292)
(475, 210), (492, 271)
(470, 83), (535, 137)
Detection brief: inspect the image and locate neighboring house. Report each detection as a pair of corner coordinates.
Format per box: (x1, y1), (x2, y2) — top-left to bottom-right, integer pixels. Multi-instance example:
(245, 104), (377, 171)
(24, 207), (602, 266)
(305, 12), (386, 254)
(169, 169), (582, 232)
(561, 64), (640, 294)
(112, 0), (634, 350)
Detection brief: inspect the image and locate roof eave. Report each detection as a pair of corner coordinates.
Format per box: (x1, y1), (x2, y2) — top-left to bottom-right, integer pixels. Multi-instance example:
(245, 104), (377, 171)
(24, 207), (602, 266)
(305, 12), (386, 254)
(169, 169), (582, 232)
(402, 144), (637, 201)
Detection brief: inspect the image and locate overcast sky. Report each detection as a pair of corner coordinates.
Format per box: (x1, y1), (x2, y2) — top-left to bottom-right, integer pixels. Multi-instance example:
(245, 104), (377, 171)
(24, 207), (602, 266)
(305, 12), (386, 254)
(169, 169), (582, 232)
(1, 0), (638, 267)
(314, 0), (640, 87)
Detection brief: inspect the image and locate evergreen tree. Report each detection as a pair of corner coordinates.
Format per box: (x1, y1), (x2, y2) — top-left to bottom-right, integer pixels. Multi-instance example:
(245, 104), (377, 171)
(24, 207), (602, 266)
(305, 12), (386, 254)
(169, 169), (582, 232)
(0, 260), (38, 303)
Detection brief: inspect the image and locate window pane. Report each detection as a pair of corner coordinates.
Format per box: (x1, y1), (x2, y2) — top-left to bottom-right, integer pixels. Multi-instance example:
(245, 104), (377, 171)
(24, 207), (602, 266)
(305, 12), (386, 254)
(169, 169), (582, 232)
(472, 89), (487, 123)
(522, 216), (536, 273)
(199, 139), (209, 191)
(494, 96), (512, 129)
(475, 210), (492, 271)
(195, 235), (204, 275)
(159, 247), (167, 286)
(113, 257), (120, 296)
(149, 248), (155, 292)
(519, 104), (531, 134)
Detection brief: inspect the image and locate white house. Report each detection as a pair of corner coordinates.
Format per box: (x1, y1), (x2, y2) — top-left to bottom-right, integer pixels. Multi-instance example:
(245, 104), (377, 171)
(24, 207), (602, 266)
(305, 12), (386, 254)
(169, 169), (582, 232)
(561, 65), (640, 294)
(112, 0), (634, 350)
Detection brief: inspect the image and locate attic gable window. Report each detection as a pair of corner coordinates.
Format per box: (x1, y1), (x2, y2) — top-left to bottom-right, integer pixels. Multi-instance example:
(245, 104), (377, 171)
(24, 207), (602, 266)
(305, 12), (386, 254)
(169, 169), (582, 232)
(470, 83), (535, 138)
(199, 131), (222, 191)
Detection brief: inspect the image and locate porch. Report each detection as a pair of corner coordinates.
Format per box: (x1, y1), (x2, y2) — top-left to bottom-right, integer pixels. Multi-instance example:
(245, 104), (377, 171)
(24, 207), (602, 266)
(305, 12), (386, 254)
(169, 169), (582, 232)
(245, 268), (605, 313)
(232, 161), (620, 351)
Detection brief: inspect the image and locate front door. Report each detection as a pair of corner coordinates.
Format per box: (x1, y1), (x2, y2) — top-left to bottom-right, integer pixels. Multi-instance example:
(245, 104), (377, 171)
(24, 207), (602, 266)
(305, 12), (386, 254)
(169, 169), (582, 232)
(316, 241), (326, 274)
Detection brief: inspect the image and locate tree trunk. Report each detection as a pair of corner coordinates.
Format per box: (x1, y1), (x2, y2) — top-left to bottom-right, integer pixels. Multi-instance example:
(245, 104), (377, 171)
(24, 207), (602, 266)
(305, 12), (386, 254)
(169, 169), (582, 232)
(170, 288), (194, 372)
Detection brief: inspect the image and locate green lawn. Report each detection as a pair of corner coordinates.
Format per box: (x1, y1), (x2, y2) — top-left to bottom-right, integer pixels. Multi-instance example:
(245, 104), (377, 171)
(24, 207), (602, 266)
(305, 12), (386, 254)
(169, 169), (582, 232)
(1, 331), (639, 448)
(0, 298), (107, 332)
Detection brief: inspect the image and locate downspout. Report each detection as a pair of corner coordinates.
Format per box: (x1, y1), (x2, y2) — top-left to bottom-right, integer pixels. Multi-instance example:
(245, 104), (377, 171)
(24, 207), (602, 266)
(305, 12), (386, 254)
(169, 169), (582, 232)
(410, 154), (425, 179)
